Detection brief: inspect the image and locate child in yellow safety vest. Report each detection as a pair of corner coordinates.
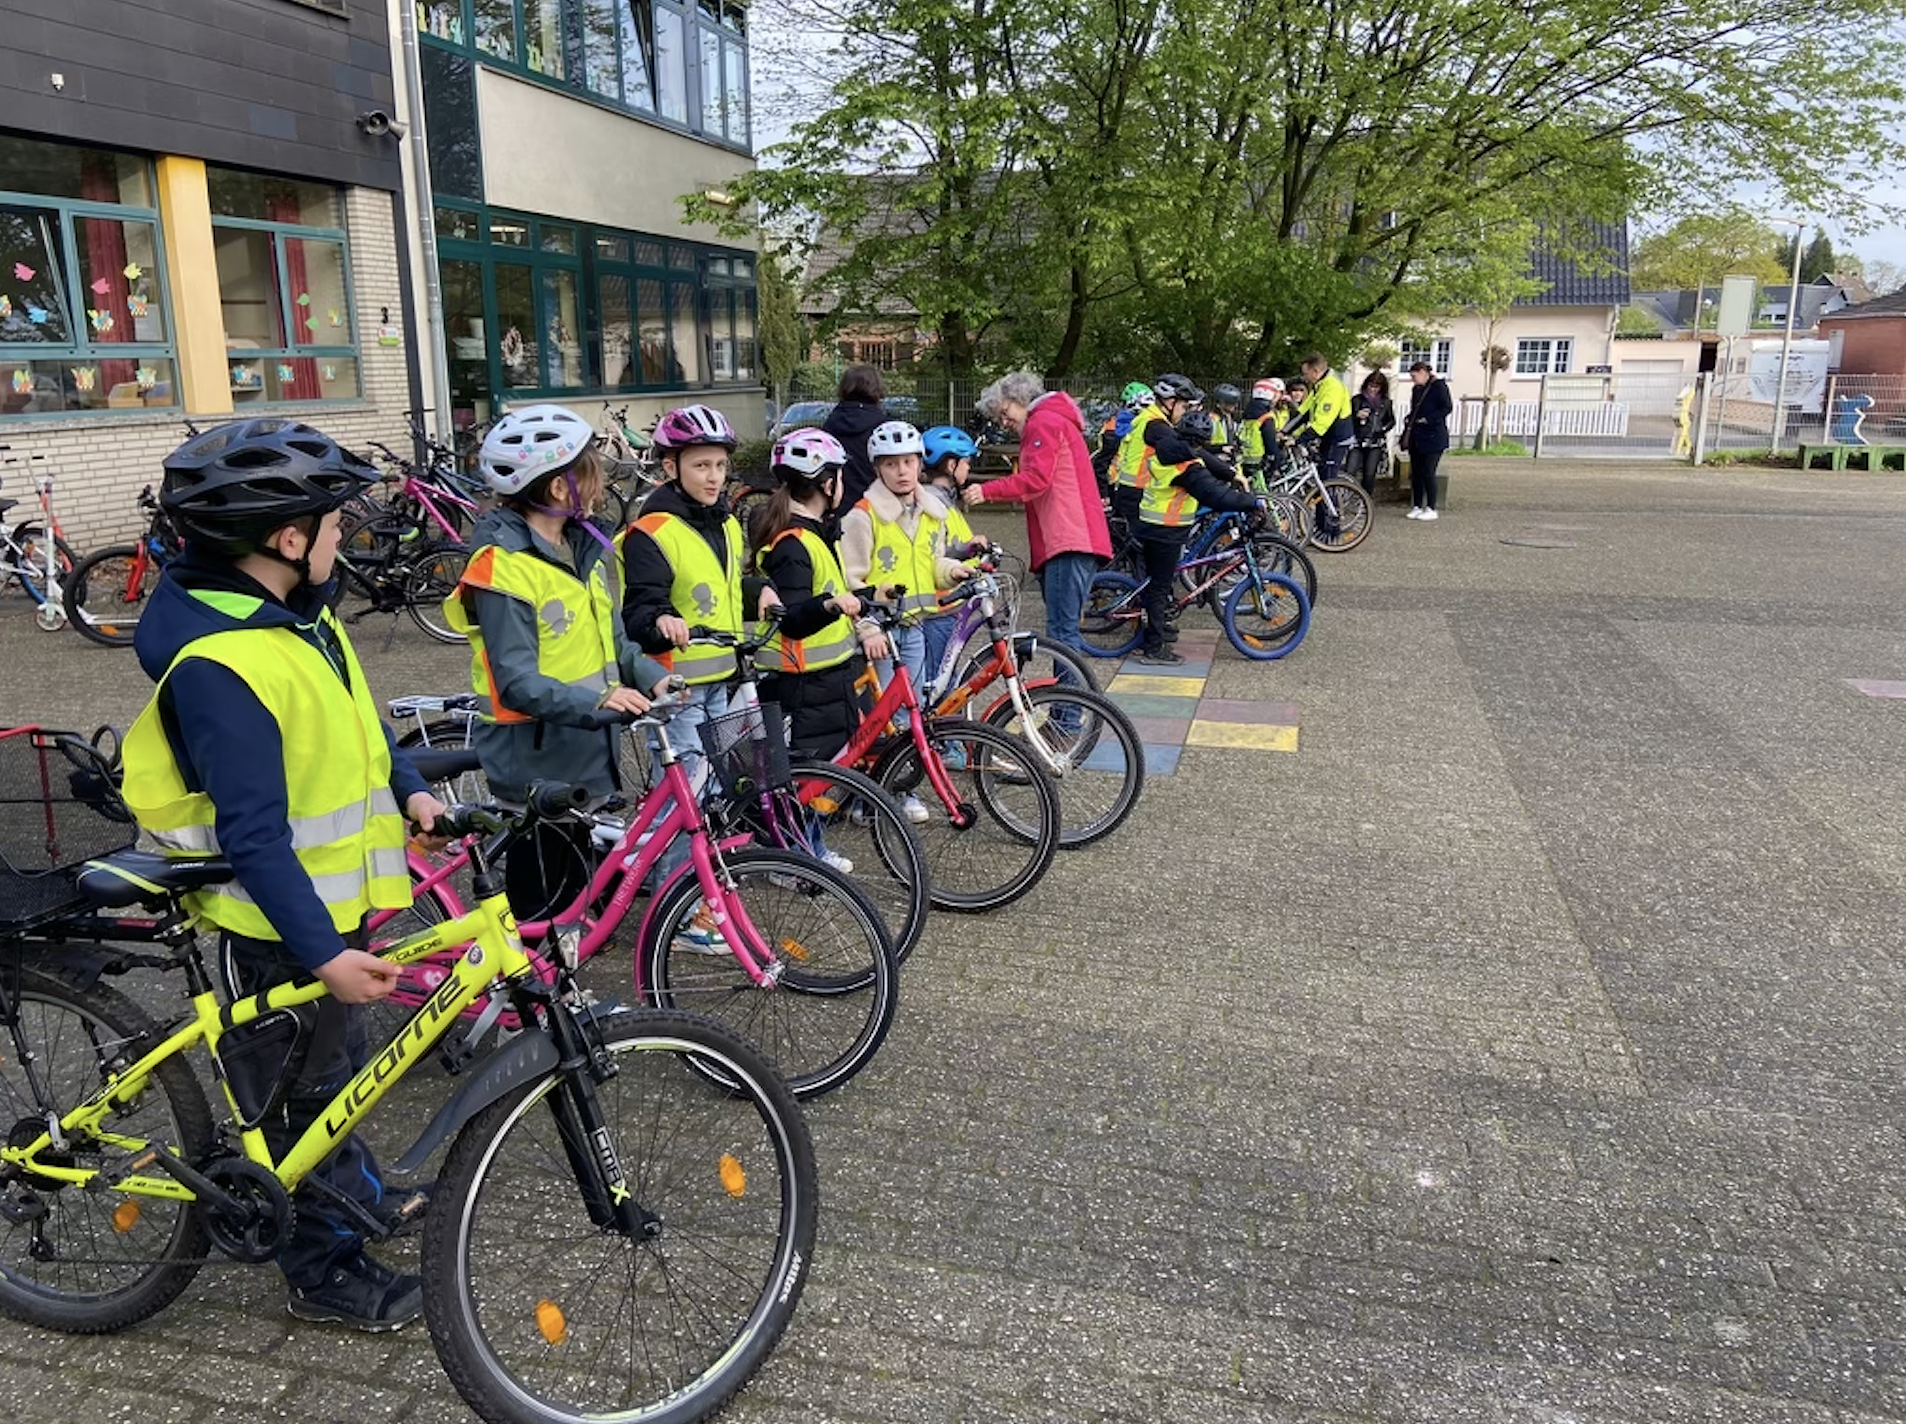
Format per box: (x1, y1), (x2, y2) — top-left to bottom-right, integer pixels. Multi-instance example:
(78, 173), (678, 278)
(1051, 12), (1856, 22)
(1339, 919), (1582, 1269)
(838, 419), (972, 820)
(919, 424), (994, 695)
(447, 404), (672, 806)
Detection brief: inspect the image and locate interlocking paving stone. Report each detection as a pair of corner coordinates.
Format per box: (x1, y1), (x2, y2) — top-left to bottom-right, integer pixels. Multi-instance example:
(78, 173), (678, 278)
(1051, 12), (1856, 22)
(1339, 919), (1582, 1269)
(1194, 697), (1302, 726)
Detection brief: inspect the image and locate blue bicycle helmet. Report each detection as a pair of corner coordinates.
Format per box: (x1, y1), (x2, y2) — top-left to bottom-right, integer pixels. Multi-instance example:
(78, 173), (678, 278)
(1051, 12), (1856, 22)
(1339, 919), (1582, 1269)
(921, 425), (979, 468)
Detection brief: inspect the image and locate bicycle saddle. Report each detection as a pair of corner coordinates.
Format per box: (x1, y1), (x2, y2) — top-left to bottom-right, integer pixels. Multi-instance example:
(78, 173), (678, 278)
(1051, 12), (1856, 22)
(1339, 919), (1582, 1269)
(0, 498), (16, 516)
(408, 747), (484, 783)
(76, 848), (234, 908)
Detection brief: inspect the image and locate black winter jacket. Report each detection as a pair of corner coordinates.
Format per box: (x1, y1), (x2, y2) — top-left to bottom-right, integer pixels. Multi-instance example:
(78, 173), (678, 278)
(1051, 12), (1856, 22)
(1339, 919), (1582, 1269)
(821, 400), (888, 512)
(755, 513), (866, 758)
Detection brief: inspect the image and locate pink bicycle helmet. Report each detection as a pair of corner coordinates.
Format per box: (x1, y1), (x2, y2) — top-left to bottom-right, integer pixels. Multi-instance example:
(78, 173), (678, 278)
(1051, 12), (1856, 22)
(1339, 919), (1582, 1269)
(772, 427), (847, 477)
(653, 403), (737, 452)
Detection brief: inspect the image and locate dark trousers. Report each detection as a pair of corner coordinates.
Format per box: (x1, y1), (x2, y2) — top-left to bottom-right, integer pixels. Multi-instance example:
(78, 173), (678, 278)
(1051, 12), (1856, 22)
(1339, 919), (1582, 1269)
(1409, 446), (1444, 509)
(1318, 417), (1355, 482)
(221, 929), (390, 1289)
(1136, 529), (1185, 652)
(1344, 445), (1387, 496)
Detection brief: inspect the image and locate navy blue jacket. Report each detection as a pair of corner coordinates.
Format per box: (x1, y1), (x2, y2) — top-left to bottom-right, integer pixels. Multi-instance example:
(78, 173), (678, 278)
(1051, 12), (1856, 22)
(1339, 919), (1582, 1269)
(1406, 377), (1453, 453)
(133, 554), (430, 972)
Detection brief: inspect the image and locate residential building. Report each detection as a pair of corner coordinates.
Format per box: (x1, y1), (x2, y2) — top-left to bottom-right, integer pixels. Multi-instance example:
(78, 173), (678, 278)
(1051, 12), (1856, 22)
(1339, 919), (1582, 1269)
(0, 0), (417, 545)
(1757, 272), (1872, 328)
(407, 0), (763, 443)
(1819, 289), (1906, 379)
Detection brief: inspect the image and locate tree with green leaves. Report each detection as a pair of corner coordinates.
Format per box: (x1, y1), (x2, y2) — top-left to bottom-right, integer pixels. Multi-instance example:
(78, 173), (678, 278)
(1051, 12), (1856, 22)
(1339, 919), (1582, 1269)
(755, 244), (807, 390)
(1800, 229), (1838, 284)
(1632, 211), (1787, 291)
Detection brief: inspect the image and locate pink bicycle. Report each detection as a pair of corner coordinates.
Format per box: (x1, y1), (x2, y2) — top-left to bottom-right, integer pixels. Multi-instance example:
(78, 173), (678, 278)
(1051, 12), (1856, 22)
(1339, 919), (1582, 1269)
(369, 695), (899, 1099)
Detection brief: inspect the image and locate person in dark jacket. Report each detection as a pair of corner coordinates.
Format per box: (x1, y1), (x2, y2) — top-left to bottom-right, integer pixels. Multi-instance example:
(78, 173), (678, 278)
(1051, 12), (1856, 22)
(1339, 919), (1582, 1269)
(127, 419), (443, 1332)
(820, 364), (888, 513)
(1345, 371), (1397, 497)
(1404, 361), (1453, 521)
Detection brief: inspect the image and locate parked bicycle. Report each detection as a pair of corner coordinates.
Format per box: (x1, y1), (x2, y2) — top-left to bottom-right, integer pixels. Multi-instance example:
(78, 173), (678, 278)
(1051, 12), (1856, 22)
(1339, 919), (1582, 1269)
(1266, 438), (1373, 552)
(61, 485), (184, 647)
(0, 452), (74, 630)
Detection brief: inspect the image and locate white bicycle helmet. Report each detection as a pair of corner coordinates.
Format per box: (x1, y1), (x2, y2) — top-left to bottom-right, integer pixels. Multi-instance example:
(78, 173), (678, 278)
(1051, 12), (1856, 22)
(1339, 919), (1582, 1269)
(1253, 378), (1286, 399)
(478, 404), (594, 495)
(772, 427), (847, 477)
(867, 420), (924, 459)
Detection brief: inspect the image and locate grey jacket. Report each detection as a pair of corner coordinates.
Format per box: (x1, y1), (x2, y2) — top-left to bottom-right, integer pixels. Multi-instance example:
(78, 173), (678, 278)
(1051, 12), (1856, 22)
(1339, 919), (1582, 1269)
(464, 508), (669, 802)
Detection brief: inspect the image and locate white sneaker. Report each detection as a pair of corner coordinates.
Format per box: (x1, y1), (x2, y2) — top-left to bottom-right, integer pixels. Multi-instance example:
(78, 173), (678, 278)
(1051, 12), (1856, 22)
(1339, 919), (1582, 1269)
(821, 849), (855, 874)
(673, 903), (729, 956)
(1420, 508), (1438, 521)
(901, 795), (929, 825)
(1406, 507), (1423, 519)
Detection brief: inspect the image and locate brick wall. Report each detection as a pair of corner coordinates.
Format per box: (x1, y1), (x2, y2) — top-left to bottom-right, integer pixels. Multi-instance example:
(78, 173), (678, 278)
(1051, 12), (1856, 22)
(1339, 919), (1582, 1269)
(0, 186), (413, 551)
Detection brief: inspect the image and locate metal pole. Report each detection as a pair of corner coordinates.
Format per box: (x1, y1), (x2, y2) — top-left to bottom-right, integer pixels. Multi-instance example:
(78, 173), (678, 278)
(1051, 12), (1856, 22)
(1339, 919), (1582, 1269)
(1715, 336), (1731, 449)
(1823, 373), (1838, 444)
(397, 12), (452, 446)
(1532, 373), (1548, 459)
(1771, 223), (1803, 451)
(1692, 371), (1711, 465)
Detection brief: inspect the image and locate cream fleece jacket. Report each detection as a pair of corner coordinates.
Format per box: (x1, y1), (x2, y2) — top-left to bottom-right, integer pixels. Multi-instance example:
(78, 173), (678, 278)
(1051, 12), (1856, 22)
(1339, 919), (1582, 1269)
(839, 482), (967, 619)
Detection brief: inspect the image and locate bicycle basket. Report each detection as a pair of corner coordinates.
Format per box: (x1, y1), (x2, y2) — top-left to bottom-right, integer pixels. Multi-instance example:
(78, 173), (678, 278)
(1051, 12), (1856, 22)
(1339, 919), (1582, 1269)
(696, 704), (792, 802)
(0, 727), (136, 929)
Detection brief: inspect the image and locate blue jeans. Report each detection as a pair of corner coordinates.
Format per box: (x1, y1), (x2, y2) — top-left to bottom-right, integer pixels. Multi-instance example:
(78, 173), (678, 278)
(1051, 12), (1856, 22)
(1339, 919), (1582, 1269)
(876, 624), (927, 729)
(650, 682), (729, 889)
(1039, 552), (1097, 690)
(919, 614), (959, 701)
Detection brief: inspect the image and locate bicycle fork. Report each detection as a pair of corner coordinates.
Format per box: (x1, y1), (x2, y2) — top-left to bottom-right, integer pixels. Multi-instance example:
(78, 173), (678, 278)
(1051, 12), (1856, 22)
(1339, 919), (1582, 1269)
(539, 998), (659, 1240)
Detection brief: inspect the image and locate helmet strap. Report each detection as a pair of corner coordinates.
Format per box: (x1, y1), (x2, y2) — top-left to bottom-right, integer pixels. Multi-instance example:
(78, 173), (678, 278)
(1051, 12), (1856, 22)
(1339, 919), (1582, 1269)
(528, 473), (616, 556)
(254, 514), (321, 589)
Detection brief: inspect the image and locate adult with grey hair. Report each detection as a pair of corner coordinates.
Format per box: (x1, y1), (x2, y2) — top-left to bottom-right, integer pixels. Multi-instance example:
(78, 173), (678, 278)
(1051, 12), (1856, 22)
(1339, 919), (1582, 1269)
(964, 372), (1111, 673)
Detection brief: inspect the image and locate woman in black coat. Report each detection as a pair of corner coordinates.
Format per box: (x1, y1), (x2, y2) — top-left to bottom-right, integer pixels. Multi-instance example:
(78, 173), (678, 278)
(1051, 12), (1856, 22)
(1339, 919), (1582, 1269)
(1404, 361), (1452, 520)
(1346, 372), (1397, 496)
(820, 364), (888, 513)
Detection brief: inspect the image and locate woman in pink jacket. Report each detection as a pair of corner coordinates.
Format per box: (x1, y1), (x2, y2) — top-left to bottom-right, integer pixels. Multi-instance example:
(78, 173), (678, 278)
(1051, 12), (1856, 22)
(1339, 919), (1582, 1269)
(966, 372), (1113, 671)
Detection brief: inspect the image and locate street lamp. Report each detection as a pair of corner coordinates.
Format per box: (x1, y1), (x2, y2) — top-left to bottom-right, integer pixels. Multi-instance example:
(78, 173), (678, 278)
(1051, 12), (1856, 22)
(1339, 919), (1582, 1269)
(1769, 216), (1806, 450)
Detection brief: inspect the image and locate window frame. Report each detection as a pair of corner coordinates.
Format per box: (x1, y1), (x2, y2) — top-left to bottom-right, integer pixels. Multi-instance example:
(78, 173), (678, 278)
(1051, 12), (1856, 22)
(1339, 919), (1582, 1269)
(210, 199), (362, 407)
(0, 178), (180, 420)
(1398, 337), (1452, 378)
(1513, 337), (1573, 377)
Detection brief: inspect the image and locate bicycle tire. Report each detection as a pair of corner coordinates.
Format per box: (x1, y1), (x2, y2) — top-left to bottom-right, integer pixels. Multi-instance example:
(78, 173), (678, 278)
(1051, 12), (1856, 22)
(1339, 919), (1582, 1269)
(9, 529), (76, 605)
(785, 759), (931, 967)
(950, 628), (1102, 699)
(1080, 572), (1145, 658)
(982, 684), (1145, 848)
(402, 542), (471, 644)
(639, 848), (898, 1099)
(870, 717), (1060, 913)
(422, 1007), (817, 1424)
(62, 543), (155, 647)
(1306, 479), (1373, 552)
(1249, 531), (1318, 609)
(1221, 571), (1312, 661)
(0, 964), (212, 1332)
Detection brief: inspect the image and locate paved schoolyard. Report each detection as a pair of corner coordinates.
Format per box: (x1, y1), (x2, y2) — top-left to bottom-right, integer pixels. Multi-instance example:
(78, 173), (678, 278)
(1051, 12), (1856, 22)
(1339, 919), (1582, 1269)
(5, 458), (1906, 1423)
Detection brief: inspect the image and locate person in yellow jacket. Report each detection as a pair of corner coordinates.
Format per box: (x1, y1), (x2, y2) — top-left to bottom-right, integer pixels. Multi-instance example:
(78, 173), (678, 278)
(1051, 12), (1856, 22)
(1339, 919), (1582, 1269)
(1296, 353), (1354, 481)
(124, 418), (445, 1331)
(446, 404), (671, 806)
(1109, 373), (1202, 535)
(838, 419), (972, 820)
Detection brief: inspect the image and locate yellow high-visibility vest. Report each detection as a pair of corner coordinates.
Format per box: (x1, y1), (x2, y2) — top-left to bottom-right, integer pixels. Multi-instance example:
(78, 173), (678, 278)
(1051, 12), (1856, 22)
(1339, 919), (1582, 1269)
(757, 527), (857, 673)
(621, 511), (745, 685)
(443, 543), (619, 722)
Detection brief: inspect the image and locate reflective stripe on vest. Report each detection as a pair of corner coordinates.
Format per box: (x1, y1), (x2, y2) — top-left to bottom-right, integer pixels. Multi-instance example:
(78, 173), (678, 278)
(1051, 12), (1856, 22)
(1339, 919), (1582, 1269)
(757, 527), (857, 674)
(623, 510), (745, 686)
(1114, 404), (1165, 490)
(120, 605), (411, 940)
(445, 543), (619, 723)
(858, 496), (946, 622)
(1139, 462), (1199, 527)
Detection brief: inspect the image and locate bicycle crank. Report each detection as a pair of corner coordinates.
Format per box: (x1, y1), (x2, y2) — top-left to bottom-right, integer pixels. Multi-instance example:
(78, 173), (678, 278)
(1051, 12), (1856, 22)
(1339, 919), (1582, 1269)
(199, 1157), (296, 1264)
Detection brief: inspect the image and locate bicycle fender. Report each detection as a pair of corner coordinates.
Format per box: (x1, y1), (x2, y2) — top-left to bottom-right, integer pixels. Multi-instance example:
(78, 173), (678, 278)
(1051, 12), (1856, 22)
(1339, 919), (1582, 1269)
(390, 1028), (559, 1175)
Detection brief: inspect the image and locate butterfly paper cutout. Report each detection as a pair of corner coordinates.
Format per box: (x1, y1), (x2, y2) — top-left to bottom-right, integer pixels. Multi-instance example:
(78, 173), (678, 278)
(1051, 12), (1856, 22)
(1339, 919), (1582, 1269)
(71, 367), (97, 393)
(231, 364), (254, 385)
(89, 278), (111, 296)
(12, 263), (33, 282)
(0, 296), (10, 319)
(25, 306), (48, 325)
(136, 366), (157, 390)
(11, 370), (32, 395)
(87, 309), (114, 334)
(128, 295), (149, 318)
(327, 308), (342, 327)
(322, 364), (337, 382)
(276, 363), (296, 384)
(123, 263), (143, 281)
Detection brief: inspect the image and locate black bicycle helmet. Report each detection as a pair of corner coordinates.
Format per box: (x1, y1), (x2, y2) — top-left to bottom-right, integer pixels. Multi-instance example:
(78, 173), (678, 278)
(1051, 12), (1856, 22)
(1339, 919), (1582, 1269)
(1176, 410), (1216, 445)
(1213, 383), (1242, 411)
(162, 418), (377, 557)
(1152, 373), (1201, 404)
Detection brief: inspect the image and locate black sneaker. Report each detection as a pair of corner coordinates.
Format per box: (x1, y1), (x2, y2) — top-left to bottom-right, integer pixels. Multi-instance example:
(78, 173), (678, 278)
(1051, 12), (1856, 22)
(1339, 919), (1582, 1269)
(1135, 648), (1186, 666)
(287, 1251), (424, 1332)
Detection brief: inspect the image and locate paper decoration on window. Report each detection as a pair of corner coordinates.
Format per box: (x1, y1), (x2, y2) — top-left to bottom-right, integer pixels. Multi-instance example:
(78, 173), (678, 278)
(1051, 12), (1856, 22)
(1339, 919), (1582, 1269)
(87, 309), (114, 334)
(128, 295), (149, 318)
(0, 296), (10, 319)
(304, 314), (319, 332)
(89, 278), (111, 296)
(276, 362), (296, 384)
(295, 293), (311, 307)
(11, 370), (32, 395)
(327, 308), (342, 327)
(231, 363), (254, 386)
(12, 263), (33, 281)
(322, 364), (337, 382)
(25, 306), (47, 324)
(136, 365), (157, 390)
(71, 367), (97, 393)
(123, 262), (143, 282)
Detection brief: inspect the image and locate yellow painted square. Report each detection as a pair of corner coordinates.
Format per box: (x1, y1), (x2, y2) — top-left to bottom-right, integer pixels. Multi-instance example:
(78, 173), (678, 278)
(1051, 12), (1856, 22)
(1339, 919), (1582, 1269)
(1108, 674), (1207, 698)
(1184, 721), (1300, 752)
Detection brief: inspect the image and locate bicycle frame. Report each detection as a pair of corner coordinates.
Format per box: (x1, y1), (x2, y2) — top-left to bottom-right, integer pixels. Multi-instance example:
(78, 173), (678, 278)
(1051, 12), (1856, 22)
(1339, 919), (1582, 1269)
(832, 663), (969, 818)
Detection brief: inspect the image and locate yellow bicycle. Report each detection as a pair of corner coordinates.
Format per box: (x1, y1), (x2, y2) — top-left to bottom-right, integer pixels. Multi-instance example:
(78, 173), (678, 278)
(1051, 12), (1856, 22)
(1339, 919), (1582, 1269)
(0, 783), (816, 1424)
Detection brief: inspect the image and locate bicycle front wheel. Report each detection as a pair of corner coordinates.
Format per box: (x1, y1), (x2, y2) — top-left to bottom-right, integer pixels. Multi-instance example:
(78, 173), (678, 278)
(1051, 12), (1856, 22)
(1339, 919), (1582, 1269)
(786, 760), (931, 967)
(403, 542), (471, 644)
(639, 848), (898, 1099)
(1080, 572), (1144, 658)
(982, 685), (1146, 848)
(1306, 479), (1373, 552)
(1222, 571), (1312, 660)
(424, 1008), (817, 1424)
(62, 543), (156, 647)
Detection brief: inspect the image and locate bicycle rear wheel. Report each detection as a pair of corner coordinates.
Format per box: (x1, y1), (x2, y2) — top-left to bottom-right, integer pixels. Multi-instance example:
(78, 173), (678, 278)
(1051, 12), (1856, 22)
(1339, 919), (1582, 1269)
(1222, 571), (1312, 660)
(639, 848), (898, 1099)
(423, 1008), (817, 1424)
(1080, 573), (1144, 658)
(403, 542), (471, 644)
(1306, 479), (1373, 552)
(982, 684), (1145, 848)
(62, 543), (155, 647)
(785, 760), (931, 967)
(0, 964), (212, 1332)
(872, 718), (1060, 912)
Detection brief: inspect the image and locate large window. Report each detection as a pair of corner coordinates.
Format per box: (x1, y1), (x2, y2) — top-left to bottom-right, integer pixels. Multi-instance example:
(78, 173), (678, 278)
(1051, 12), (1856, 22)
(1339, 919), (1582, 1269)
(210, 168), (359, 404)
(418, 0), (749, 151)
(0, 135), (176, 417)
(436, 200), (754, 428)
(1399, 337), (1451, 377)
(1514, 337), (1573, 377)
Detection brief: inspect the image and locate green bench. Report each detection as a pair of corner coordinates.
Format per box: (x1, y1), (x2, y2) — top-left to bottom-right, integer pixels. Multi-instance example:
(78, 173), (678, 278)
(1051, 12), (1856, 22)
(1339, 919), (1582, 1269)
(1798, 443), (1906, 472)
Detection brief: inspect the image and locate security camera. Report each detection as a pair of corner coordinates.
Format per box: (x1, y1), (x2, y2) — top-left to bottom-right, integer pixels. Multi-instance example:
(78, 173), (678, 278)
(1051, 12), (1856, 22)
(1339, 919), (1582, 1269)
(357, 110), (407, 139)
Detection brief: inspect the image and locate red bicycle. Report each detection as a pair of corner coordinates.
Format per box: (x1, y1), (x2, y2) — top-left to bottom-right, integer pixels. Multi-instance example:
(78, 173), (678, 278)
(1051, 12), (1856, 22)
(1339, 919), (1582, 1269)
(61, 485), (184, 648)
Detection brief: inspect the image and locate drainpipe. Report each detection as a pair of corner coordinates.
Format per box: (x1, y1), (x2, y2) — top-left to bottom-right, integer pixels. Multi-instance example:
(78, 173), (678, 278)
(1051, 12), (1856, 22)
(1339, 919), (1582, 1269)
(397, 14), (453, 448)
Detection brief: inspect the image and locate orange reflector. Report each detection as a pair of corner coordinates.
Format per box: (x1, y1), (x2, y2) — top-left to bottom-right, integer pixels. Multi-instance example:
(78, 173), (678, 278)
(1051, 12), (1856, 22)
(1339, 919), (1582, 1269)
(779, 937), (809, 963)
(810, 796), (840, 815)
(720, 1154), (746, 1197)
(112, 1200), (141, 1233)
(536, 1299), (567, 1345)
